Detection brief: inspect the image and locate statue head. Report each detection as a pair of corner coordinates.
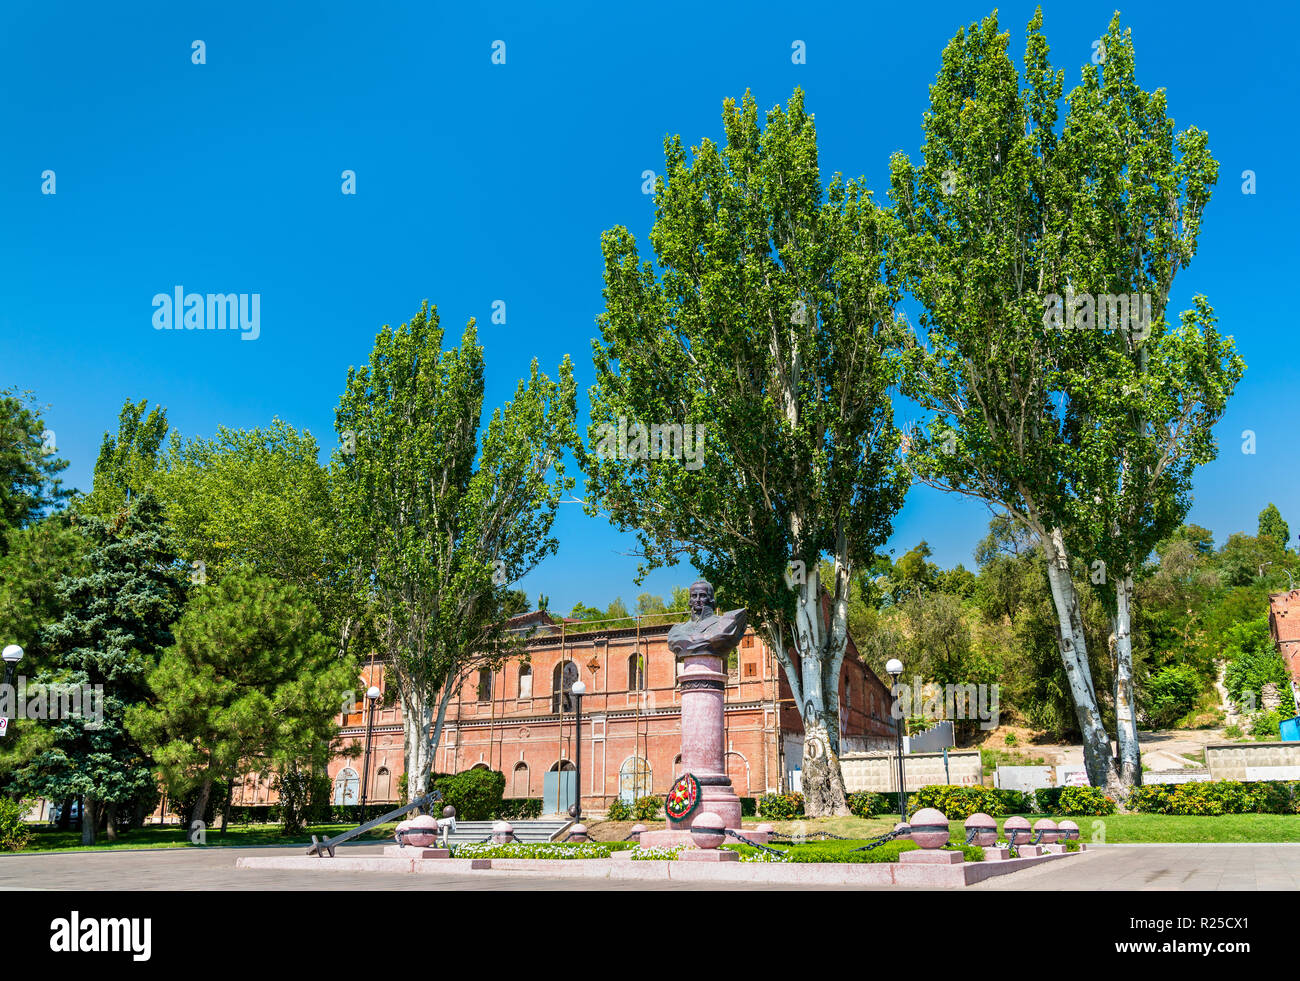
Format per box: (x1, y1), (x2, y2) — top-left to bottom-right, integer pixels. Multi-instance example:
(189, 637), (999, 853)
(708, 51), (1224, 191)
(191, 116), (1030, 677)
(688, 579), (715, 619)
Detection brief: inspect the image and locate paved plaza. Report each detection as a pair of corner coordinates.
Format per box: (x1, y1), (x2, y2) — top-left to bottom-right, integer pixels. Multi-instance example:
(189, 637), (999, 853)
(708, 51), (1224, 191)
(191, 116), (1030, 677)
(1, 843), (1298, 891)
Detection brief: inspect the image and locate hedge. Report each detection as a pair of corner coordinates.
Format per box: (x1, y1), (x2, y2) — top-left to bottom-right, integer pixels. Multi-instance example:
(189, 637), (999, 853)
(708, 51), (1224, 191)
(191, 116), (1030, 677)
(757, 792), (804, 819)
(1127, 780), (1300, 816)
(495, 798), (543, 821)
(910, 785), (1006, 819)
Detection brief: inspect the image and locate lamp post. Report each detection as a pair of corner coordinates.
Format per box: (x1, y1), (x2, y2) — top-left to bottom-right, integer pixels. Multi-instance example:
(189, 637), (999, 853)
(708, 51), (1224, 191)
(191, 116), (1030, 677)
(885, 658), (907, 822)
(1, 645), (22, 739)
(570, 680), (586, 822)
(358, 685), (381, 818)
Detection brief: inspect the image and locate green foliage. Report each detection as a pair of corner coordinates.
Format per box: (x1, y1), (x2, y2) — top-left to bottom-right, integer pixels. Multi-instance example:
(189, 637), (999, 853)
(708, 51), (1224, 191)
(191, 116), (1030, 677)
(756, 793), (805, 819)
(1249, 710), (1283, 739)
(432, 769), (507, 821)
(496, 798), (544, 820)
(0, 797), (33, 851)
(0, 389), (70, 546)
(909, 784), (1005, 819)
(1145, 665), (1203, 728)
(333, 302), (577, 798)
(1257, 504), (1290, 551)
(847, 792), (891, 818)
(631, 795), (661, 821)
(126, 568), (354, 826)
(605, 798), (633, 821)
(1126, 780), (1298, 816)
(1054, 786), (1117, 817)
(1223, 620), (1291, 714)
(585, 88), (908, 814)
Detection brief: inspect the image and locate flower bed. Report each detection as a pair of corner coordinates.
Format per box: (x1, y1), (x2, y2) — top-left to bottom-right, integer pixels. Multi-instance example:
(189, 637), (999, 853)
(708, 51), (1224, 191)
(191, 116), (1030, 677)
(452, 841), (634, 860)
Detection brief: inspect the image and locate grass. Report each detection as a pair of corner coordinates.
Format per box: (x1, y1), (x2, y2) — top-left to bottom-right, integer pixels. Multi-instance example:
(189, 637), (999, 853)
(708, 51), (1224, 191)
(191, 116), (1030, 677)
(10, 821), (400, 854)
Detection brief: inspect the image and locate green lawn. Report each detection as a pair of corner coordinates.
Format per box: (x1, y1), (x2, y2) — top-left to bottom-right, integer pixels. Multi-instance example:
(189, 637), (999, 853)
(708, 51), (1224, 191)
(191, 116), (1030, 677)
(11, 822), (399, 854)
(739, 812), (1300, 844)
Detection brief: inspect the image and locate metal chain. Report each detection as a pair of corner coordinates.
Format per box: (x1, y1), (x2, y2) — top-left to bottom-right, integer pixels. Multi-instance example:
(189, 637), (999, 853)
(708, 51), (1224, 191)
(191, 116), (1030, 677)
(723, 828), (791, 859)
(848, 827), (909, 853)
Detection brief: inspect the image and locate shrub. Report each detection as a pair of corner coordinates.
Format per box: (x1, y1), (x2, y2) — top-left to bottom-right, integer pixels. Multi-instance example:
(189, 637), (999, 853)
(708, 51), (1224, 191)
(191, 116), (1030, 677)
(756, 792), (804, 819)
(431, 768), (506, 821)
(631, 795), (661, 821)
(847, 792), (891, 818)
(1055, 786), (1115, 816)
(1224, 724), (1244, 739)
(1126, 780), (1298, 816)
(739, 796), (757, 817)
(992, 789), (1033, 814)
(1145, 664), (1203, 728)
(0, 797), (32, 851)
(496, 798), (543, 820)
(1250, 710), (1282, 740)
(910, 785), (1005, 819)
(1033, 787), (1062, 814)
(605, 798), (633, 821)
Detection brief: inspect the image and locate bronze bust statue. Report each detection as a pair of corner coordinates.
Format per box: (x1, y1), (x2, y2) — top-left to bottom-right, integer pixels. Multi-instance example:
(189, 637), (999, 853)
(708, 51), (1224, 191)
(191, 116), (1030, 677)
(666, 579), (748, 659)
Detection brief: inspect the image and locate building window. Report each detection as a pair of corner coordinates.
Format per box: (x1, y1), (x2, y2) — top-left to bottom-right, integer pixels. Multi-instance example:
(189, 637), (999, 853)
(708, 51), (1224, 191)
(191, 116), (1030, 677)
(477, 670), (492, 702)
(552, 661), (579, 713)
(374, 767), (391, 801)
(332, 768), (359, 806)
(628, 653), (645, 691)
(619, 756), (652, 800)
(518, 663), (532, 699)
(512, 762), (530, 797)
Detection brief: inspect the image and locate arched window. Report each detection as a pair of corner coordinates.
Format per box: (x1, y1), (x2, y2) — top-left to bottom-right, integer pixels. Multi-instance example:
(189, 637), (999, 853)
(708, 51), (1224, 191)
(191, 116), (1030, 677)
(374, 767), (391, 801)
(619, 756), (652, 801)
(552, 661), (579, 713)
(512, 761), (530, 797)
(518, 663), (533, 699)
(477, 670), (492, 702)
(549, 759), (575, 772)
(628, 653), (645, 691)
(332, 767), (359, 806)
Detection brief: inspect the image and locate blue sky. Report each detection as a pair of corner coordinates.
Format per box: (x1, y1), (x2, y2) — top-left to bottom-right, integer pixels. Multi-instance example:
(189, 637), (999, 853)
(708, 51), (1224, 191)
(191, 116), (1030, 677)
(3, 0), (1296, 615)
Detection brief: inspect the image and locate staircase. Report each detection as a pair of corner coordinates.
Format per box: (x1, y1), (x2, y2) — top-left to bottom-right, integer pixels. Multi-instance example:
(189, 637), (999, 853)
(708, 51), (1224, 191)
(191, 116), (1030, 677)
(443, 818), (572, 846)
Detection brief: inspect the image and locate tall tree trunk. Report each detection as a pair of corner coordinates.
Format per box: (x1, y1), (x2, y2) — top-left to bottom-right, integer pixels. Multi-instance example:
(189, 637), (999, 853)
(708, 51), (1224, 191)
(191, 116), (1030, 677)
(57, 798), (71, 830)
(80, 796), (97, 846)
(1112, 575), (1141, 788)
(1043, 528), (1122, 794)
(105, 802), (118, 842)
(190, 775), (214, 829)
(400, 688), (435, 802)
(789, 574), (850, 818)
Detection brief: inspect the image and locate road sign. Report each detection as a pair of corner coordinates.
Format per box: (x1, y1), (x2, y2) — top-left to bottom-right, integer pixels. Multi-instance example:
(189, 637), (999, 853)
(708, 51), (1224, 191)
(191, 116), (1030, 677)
(0, 717), (8, 737)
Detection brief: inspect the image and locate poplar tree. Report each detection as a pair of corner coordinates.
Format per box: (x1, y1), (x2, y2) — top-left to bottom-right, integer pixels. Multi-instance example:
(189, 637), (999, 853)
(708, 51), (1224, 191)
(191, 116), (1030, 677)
(889, 9), (1240, 790)
(585, 90), (907, 815)
(333, 303), (577, 800)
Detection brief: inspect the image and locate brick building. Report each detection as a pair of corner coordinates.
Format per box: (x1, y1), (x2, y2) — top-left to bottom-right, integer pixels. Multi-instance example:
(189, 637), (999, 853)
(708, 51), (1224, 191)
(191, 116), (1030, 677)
(240, 609), (899, 815)
(1268, 588), (1300, 692)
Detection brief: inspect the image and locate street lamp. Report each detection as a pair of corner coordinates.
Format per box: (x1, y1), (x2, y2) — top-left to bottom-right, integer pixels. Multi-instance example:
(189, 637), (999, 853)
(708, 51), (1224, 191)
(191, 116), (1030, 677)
(358, 685), (381, 818)
(1, 645), (22, 739)
(885, 658), (907, 822)
(570, 680), (586, 822)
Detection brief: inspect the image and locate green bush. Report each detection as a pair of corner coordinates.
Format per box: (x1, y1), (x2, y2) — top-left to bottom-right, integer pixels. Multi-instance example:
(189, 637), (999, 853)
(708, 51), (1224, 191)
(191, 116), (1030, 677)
(992, 789), (1033, 814)
(0, 797), (32, 851)
(756, 792), (804, 819)
(1126, 780), (1298, 816)
(495, 798), (543, 820)
(431, 768), (506, 821)
(910, 785), (1004, 819)
(605, 798), (633, 821)
(1146, 664), (1203, 727)
(739, 796), (757, 817)
(1055, 786), (1116, 816)
(1250, 710), (1283, 739)
(631, 795), (661, 821)
(1033, 787), (1062, 814)
(847, 791), (891, 818)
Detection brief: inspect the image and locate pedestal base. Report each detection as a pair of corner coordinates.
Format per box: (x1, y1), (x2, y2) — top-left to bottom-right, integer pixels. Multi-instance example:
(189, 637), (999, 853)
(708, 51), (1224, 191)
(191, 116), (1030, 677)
(383, 846), (449, 859)
(1042, 843), (1067, 854)
(676, 848), (739, 862)
(983, 846), (1011, 861)
(899, 849), (964, 865)
(1015, 845), (1042, 857)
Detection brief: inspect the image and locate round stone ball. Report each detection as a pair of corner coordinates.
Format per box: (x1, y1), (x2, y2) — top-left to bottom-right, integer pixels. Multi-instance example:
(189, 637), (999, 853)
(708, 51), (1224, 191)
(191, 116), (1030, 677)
(964, 812), (998, 847)
(491, 820), (514, 843)
(629, 823), (648, 835)
(689, 812), (726, 850)
(1033, 817), (1060, 844)
(441, 805), (456, 819)
(405, 814), (438, 847)
(755, 823), (775, 835)
(569, 823), (589, 842)
(894, 821), (911, 836)
(1003, 815), (1031, 842)
(907, 807), (951, 849)
(1058, 819), (1080, 841)
(394, 819), (412, 845)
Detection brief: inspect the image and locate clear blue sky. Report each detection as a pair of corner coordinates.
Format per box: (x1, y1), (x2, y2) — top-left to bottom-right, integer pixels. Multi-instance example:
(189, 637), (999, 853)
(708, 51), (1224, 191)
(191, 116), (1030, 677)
(3, 0), (1296, 615)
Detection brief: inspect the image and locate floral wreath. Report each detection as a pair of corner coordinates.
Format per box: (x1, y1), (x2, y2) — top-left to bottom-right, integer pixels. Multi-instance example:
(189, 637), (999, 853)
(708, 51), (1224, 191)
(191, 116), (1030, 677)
(665, 773), (701, 821)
